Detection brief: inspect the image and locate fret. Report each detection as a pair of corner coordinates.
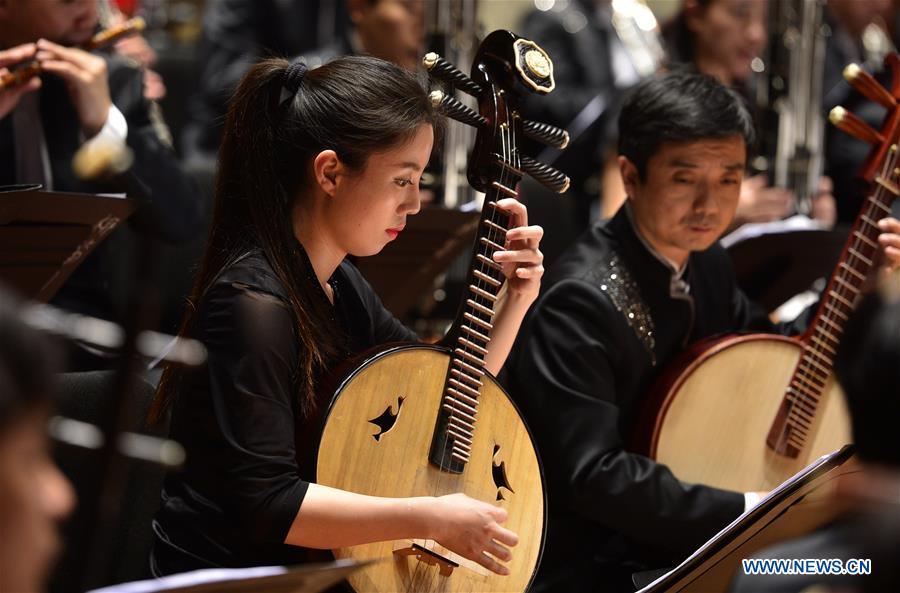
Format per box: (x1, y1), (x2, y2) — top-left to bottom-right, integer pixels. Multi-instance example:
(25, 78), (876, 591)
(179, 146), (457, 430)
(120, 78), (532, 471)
(443, 402), (477, 423)
(452, 357), (485, 377)
(451, 449), (470, 462)
(454, 347), (484, 366)
(787, 388), (817, 414)
(448, 415), (475, 432)
(791, 375), (822, 398)
(476, 253), (503, 271)
(818, 315), (843, 334)
(860, 214), (879, 228)
(473, 269), (502, 287)
(875, 175), (899, 196)
(823, 302), (849, 322)
(450, 367), (484, 387)
(482, 218), (508, 234)
(469, 285), (498, 302)
(448, 380), (481, 402)
(491, 181), (518, 197)
(787, 436), (806, 449)
(458, 336), (489, 357)
(494, 154), (524, 176)
(839, 262), (867, 282)
(788, 411), (812, 429)
(463, 311), (494, 331)
(802, 352), (832, 375)
(446, 427), (473, 444)
(868, 195), (892, 214)
(833, 276), (858, 295)
(480, 236), (505, 252)
(461, 324), (491, 343)
(810, 335), (837, 356)
(853, 230), (878, 249)
(450, 438), (472, 453)
(444, 393), (478, 415)
(847, 247), (873, 267)
(466, 298), (495, 317)
(828, 289), (854, 309)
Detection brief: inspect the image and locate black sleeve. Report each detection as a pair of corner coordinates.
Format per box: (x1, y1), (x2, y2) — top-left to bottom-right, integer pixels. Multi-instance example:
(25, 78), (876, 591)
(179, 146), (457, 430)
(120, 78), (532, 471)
(107, 59), (203, 243)
(508, 279), (744, 557)
(199, 281), (309, 544)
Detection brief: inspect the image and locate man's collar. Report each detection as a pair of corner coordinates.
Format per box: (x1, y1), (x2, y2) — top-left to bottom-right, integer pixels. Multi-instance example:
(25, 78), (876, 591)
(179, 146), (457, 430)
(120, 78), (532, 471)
(623, 201), (688, 280)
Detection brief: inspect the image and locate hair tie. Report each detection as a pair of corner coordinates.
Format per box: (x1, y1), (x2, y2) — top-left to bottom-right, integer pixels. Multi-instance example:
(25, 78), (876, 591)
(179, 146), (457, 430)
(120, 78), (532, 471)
(280, 60), (308, 104)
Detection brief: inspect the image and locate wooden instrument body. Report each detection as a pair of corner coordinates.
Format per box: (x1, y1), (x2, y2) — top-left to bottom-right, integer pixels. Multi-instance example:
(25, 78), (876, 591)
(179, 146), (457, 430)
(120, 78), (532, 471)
(640, 333), (851, 492)
(316, 344), (545, 593)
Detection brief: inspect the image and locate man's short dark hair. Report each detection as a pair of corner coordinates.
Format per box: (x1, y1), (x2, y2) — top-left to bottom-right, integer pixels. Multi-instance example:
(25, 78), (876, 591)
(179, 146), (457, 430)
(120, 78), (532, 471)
(617, 68), (756, 180)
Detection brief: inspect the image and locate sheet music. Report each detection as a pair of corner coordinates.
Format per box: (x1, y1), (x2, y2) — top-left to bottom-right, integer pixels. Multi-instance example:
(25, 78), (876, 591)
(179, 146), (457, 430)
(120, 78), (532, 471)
(636, 448), (847, 593)
(88, 567), (288, 593)
(720, 215), (826, 249)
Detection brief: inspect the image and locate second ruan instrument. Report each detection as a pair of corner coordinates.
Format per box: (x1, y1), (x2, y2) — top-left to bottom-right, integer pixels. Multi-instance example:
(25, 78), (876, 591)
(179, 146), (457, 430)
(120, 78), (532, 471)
(632, 55), (900, 493)
(314, 30), (570, 593)
(0, 16), (145, 92)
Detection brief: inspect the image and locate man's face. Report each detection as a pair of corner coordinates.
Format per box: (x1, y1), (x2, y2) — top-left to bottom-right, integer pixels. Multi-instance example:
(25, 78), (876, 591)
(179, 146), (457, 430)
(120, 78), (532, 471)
(351, 0), (425, 71)
(0, 410), (75, 593)
(0, 0), (97, 46)
(621, 136), (746, 264)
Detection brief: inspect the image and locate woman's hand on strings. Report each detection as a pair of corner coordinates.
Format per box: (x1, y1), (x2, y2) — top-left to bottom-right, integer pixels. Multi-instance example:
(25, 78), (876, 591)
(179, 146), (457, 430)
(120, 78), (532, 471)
(430, 492), (519, 575)
(492, 198), (544, 304)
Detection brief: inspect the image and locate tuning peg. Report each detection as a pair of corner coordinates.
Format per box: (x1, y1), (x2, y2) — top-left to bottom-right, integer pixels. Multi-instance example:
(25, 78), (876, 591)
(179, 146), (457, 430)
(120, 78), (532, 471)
(430, 90), (486, 128)
(520, 154), (570, 193)
(843, 64), (896, 110)
(829, 106), (885, 145)
(423, 52), (483, 97)
(522, 119), (570, 149)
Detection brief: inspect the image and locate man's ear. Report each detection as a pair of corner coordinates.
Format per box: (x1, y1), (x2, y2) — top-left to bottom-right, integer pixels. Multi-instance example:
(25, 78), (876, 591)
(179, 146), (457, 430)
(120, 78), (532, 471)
(617, 155), (640, 201)
(313, 150), (342, 197)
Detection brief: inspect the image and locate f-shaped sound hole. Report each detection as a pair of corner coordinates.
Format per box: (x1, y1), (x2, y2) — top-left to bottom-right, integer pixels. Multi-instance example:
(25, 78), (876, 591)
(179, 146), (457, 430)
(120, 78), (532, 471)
(368, 396), (405, 442)
(492, 444), (515, 501)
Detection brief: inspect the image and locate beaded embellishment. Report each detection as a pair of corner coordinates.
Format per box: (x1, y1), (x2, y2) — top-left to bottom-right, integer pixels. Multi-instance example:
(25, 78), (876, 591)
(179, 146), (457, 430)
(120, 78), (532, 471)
(591, 255), (656, 365)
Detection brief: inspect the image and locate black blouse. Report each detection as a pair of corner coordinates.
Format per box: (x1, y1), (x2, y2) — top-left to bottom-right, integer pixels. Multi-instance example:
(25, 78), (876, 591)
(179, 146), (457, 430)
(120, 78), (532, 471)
(151, 247), (416, 574)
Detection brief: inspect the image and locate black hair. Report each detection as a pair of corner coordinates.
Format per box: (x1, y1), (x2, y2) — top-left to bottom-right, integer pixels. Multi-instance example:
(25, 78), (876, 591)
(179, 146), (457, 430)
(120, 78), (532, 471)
(835, 287), (900, 467)
(0, 286), (59, 431)
(151, 55), (438, 422)
(660, 0), (714, 66)
(617, 68), (755, 180)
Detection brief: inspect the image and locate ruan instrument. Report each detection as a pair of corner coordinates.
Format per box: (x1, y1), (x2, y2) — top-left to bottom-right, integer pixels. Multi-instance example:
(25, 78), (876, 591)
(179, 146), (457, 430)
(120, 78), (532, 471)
(314, 30), (569, 593)
(0, 17), (146, 92)
(632, 54), (900, 493)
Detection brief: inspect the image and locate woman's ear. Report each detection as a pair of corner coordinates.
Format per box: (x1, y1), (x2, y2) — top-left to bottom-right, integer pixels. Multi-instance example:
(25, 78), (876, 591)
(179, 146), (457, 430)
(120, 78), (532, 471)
(312, 150), (341, 197)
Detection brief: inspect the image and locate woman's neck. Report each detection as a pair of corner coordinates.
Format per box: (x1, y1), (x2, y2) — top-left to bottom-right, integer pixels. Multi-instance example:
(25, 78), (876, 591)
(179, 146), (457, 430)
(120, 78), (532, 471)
(694, 55), (734, 87)
(292, 202), (345, 303)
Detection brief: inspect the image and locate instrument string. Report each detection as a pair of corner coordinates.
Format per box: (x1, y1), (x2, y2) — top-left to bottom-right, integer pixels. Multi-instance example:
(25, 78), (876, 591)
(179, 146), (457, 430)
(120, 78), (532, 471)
(782, 139), (898, 452)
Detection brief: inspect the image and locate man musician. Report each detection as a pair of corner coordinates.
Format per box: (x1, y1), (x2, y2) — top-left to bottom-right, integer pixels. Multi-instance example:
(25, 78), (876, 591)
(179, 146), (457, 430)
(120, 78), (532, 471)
(501, 70), (900, 593)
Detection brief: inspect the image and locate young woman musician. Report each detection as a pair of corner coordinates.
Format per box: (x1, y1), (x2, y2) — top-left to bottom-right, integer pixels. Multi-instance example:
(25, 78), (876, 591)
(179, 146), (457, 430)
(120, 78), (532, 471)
(149, 55), (544, 576)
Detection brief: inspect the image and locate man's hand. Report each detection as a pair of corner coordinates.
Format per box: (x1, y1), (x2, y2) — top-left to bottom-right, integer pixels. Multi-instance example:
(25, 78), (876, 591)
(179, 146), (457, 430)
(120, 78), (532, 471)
(35, 38), (112, 137)
(0, 43), (40, 119)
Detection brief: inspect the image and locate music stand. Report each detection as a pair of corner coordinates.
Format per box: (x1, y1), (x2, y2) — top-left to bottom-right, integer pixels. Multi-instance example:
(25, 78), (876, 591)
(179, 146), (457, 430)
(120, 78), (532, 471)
(637, 446), (857, 593)
(0, 184), (136, 301)
(723, 220), (847, 312)
(354, 205), (480, 318)
(87, 559), (373, 593)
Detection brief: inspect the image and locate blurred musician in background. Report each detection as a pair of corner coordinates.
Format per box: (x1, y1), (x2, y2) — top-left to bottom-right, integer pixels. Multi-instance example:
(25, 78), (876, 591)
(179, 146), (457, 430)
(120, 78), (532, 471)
(0, 0), (201, 363)
(0, 285), (75, 593)
(183, 0), (424, 165)
(501, 70), (900, 593)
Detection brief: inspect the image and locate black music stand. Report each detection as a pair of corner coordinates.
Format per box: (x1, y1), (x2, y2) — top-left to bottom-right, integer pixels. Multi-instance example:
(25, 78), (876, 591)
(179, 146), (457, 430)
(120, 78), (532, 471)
(88, 559), (372, 593)
(724, 222), (847, 312)
(636, 446), (857, 593)
(354, 205), (480, 318)
(0, 184), (136, 301)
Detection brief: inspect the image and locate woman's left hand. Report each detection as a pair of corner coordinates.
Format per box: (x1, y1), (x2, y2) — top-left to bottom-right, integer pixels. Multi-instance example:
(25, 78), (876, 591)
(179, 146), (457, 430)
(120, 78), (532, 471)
(492, 198), (544, 303)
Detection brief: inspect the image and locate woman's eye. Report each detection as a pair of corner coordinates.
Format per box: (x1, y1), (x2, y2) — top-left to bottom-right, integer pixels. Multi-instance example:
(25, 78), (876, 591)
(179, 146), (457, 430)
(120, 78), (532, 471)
(394, 178), (413, 187)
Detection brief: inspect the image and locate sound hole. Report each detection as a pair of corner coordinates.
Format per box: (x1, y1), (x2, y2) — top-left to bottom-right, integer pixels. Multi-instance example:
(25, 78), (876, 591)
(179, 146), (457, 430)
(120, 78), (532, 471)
(368, 396), (405, 442)
(492, 444), (515, 500)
